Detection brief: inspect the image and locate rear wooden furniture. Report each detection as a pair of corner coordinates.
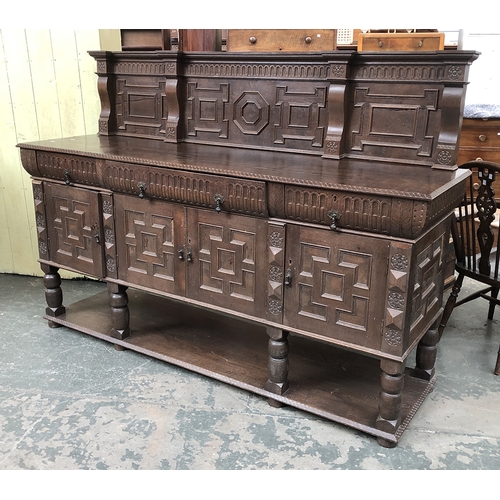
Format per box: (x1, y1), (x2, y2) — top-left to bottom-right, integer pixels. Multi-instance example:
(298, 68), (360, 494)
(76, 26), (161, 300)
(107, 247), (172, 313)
(18, 48), (478, 447)
(438, 160), (500, 374)
(458, 113), (500, 201)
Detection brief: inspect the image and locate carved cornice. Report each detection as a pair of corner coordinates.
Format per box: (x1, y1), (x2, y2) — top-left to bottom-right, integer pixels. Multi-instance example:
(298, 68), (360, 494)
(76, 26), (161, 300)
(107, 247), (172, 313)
(20, 144), (440, 201)
(183, 62), (330, 79)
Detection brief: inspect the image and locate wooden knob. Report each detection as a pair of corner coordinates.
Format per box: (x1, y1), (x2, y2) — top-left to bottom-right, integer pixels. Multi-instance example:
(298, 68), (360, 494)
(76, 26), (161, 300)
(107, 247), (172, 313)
(249, 36), (256, 44)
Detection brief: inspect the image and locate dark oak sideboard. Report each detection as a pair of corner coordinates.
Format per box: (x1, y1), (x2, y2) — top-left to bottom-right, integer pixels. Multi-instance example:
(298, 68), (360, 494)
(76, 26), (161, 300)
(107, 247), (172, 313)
(18, 49), (478, 447)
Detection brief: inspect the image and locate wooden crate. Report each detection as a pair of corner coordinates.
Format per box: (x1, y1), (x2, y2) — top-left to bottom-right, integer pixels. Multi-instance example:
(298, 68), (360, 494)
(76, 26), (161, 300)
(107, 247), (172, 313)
(358, 32), (444, 51)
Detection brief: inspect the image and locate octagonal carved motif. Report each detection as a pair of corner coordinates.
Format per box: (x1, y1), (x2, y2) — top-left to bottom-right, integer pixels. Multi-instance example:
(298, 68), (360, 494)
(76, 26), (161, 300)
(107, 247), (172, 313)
(233, 91), (270, 135)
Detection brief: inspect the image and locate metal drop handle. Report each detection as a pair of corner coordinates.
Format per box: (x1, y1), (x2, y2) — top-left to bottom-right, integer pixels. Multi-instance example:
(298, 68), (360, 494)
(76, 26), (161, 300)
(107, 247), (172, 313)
(214, 194), (224, 213)
(327, 210), (342, 230)
(137, 182), (147, 199)
(64, 169), (72, 185)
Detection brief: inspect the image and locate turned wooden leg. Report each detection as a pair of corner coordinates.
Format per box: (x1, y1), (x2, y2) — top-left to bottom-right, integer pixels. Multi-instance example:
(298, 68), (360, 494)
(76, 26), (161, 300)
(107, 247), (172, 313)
(414, 318), (440, 381)
(376, 359), (405, 448)
(108, 283), (131, 340)
(264, 326), (289, 407)
(438, 273), (464, 340)
(41, 264), (65, 328)
(487, 287), (499, 320)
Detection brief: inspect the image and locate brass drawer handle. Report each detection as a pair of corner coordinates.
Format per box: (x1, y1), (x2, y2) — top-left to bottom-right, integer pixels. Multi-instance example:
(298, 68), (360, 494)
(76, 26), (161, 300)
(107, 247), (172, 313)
(478, 134), (487, 142)
(473, 182), (480, 191)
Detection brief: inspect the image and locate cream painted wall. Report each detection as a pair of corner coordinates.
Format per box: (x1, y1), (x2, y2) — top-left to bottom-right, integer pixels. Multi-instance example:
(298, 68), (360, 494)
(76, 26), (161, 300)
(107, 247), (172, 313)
(0, 29), (120, 277)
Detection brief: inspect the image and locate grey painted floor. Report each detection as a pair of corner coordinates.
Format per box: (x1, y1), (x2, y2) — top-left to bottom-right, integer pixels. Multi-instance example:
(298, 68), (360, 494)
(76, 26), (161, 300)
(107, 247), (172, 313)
(0, 272), (499, 471)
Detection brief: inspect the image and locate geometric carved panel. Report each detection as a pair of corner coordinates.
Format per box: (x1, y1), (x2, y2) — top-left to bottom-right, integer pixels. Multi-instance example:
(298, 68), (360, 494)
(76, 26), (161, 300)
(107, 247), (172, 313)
(197, 223), (256, 301)
(114, 195), (185, 295)
(44, 183), (103, 277)
(274, 85), (327, 147)
(116, 78), (167, 138)
(187, 209), (267, 318)
(410, 231), (445, 330)
(284, 225), (390, 351)
(123, 209), (175, 281)
(187, 82), (229, 138)
(351, 87), (439, 157)
(296, 243), (372, 331)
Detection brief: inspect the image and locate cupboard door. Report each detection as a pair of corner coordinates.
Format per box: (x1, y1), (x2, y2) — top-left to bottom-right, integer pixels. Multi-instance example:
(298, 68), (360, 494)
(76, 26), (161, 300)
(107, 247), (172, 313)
(186, 208), (268, 318)
(44, 182), (104, 277)
(283, 224), (390, 351)
(114, 194), (186, 295)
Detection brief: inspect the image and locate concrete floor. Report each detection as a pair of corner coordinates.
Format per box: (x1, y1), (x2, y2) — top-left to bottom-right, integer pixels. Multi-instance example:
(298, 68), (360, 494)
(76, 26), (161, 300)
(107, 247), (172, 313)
(0, 272), (499, 470)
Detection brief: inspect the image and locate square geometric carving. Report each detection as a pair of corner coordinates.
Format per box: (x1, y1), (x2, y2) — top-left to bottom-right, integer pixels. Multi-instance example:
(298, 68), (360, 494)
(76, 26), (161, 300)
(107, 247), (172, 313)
(297, 243), (372, 331)
(274, 85), (327, 147)
(187, 82), (229, 138)
(197, 223), (256, 302)
(124, 209), (175, 281)
(351, 88), (439, 157)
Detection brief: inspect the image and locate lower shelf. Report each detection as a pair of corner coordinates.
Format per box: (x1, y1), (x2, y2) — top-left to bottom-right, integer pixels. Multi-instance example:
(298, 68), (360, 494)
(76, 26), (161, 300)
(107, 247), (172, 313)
(45, 289), (435, 445)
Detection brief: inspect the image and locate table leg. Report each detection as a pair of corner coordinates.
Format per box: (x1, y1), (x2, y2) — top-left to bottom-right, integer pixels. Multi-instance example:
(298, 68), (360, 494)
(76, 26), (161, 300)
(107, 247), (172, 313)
(41, 263), (65, 328)
(265, 326), (289, 407)
(414, 318), (440, 381)
(376, 358), (406, 448)
(108, 282), (131, 340)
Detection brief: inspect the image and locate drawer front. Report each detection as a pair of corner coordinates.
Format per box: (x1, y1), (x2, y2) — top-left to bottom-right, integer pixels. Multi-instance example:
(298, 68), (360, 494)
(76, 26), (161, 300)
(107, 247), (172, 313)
(104, 161), (268, 217)
(459, 119), (500, 149)
(457, 148), (500, 165)
(36, 151), (100, 186)
(358, 33), (444, 52)
(227, 29), (337, 52)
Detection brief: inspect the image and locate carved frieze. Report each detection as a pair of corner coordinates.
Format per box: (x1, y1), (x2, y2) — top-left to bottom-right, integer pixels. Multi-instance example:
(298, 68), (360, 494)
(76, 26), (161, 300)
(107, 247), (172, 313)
(183, 62), (330, 79)
(104, 161), (268, 216)
(36, 152), (99, 186)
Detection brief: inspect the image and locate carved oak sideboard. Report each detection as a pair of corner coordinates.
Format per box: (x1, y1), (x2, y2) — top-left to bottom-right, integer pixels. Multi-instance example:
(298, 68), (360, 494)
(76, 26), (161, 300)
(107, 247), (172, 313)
(18, 49), (478, 447)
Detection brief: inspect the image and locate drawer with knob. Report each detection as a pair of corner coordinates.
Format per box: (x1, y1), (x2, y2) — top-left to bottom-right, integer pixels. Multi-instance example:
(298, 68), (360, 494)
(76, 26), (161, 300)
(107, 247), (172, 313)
(226, 29), (337, 52)
(459, 118), (500, 149)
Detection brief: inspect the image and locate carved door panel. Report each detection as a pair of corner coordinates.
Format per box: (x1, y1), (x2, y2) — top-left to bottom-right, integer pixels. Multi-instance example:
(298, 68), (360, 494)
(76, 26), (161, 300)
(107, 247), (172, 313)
(44, 182), (104, 277)
(186, 208), (268, 318)
(283, 225), (390, 352)
(114, 194), (186, 295)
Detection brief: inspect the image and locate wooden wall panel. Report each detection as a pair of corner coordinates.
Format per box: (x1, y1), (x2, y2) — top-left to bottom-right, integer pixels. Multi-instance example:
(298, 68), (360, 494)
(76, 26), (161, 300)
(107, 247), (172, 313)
(0, 29), (109, 277)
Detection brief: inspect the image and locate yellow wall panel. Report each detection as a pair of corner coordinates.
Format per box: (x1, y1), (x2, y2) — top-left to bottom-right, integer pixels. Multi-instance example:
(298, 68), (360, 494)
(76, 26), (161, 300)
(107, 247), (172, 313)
(0, 30), (39, 275)
(0, 28), (110, 277)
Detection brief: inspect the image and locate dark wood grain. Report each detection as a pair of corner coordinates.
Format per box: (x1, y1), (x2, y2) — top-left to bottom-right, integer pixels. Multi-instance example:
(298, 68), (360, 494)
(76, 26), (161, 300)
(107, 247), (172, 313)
(46, 289), (434, 445)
